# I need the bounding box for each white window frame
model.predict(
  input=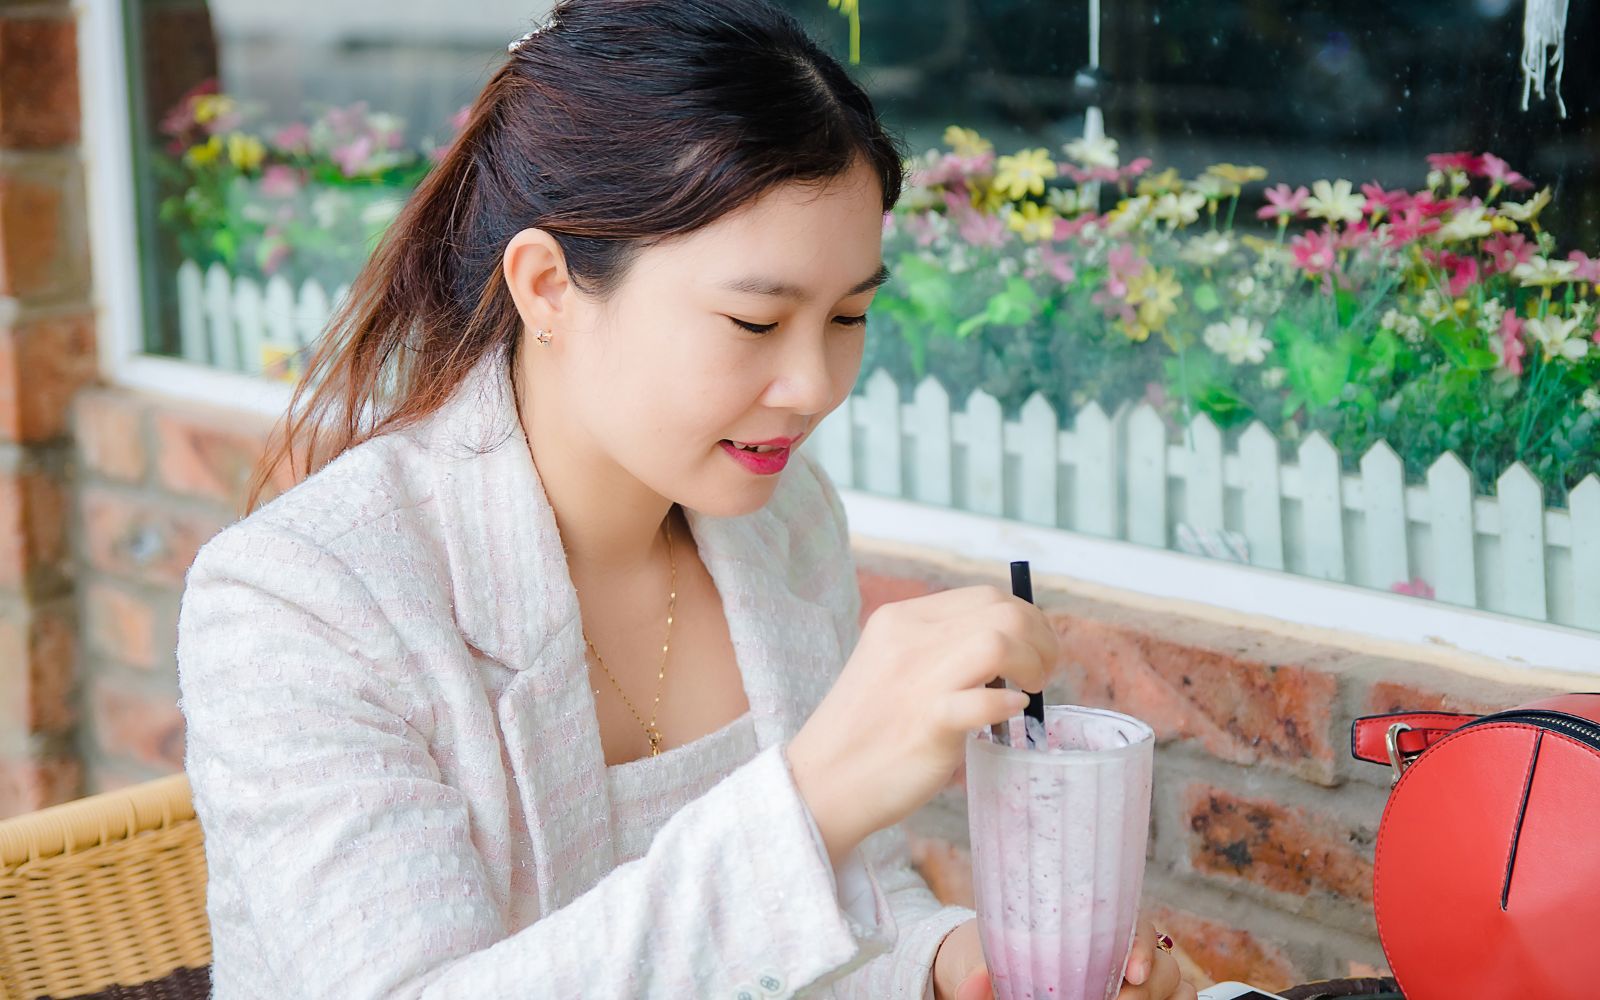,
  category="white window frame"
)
[78,0,1600,676]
